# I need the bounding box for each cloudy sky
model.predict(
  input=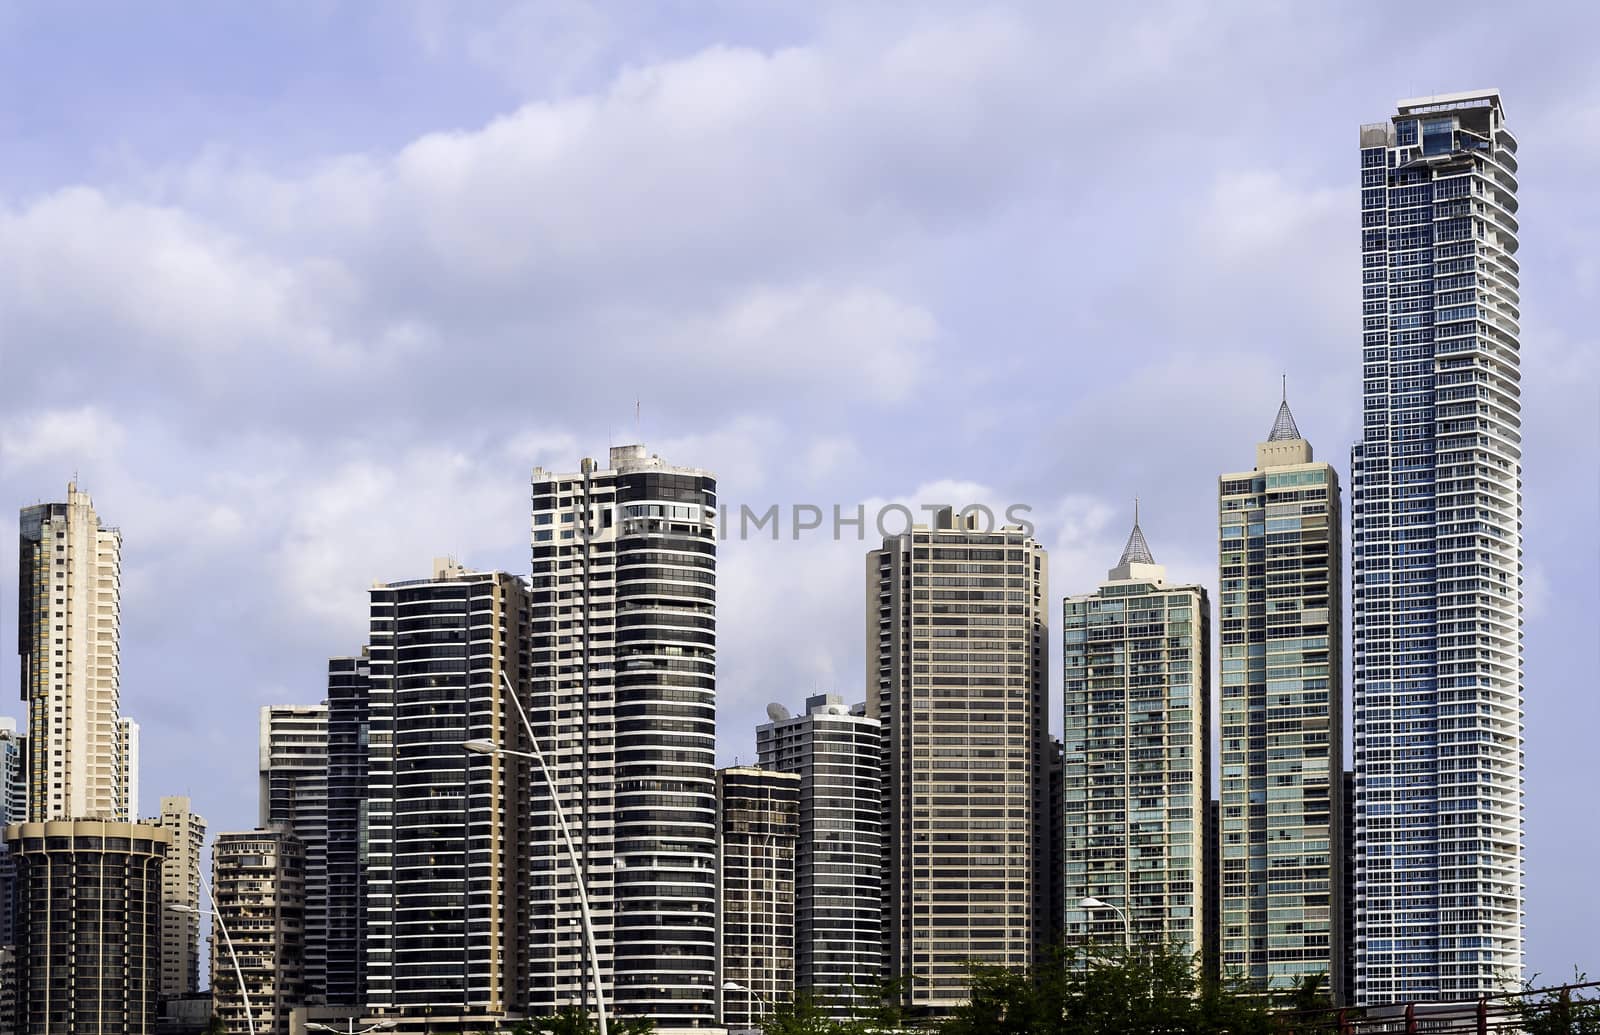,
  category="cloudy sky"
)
[2,0,1597,980]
